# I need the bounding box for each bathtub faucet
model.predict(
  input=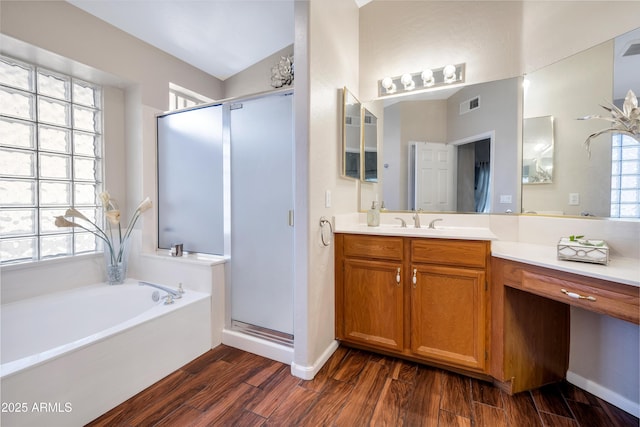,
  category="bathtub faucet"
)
[139,281,182,299]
